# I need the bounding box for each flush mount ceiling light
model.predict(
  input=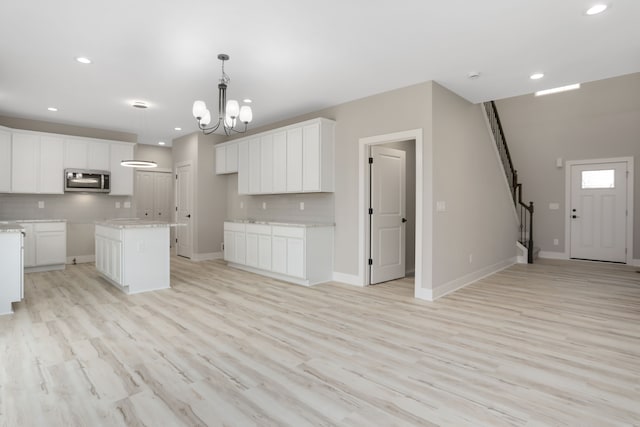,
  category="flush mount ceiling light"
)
[535,83,581,96]
[174,127,182,131]
[467,71,481,80]
[76,57,92,64]
[192,54,253,135]
[120,160,157,168]
[158,141,166,145]
[131,101,149,109]
[47,107,58,112]
[586,4,608,15]
[530,73,545,80]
